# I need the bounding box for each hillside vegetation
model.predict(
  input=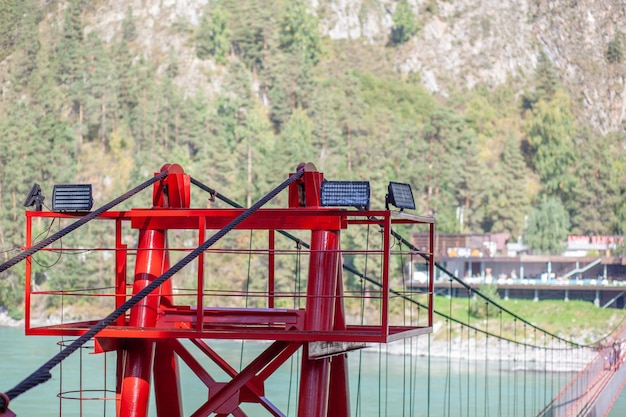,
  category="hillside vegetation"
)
[1,0,626,317]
